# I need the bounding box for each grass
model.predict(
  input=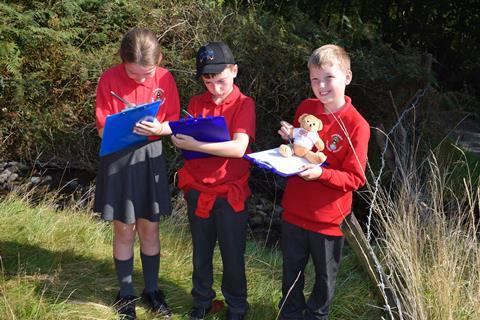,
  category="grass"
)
[0,190,381,319]
[366,138,480,319]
